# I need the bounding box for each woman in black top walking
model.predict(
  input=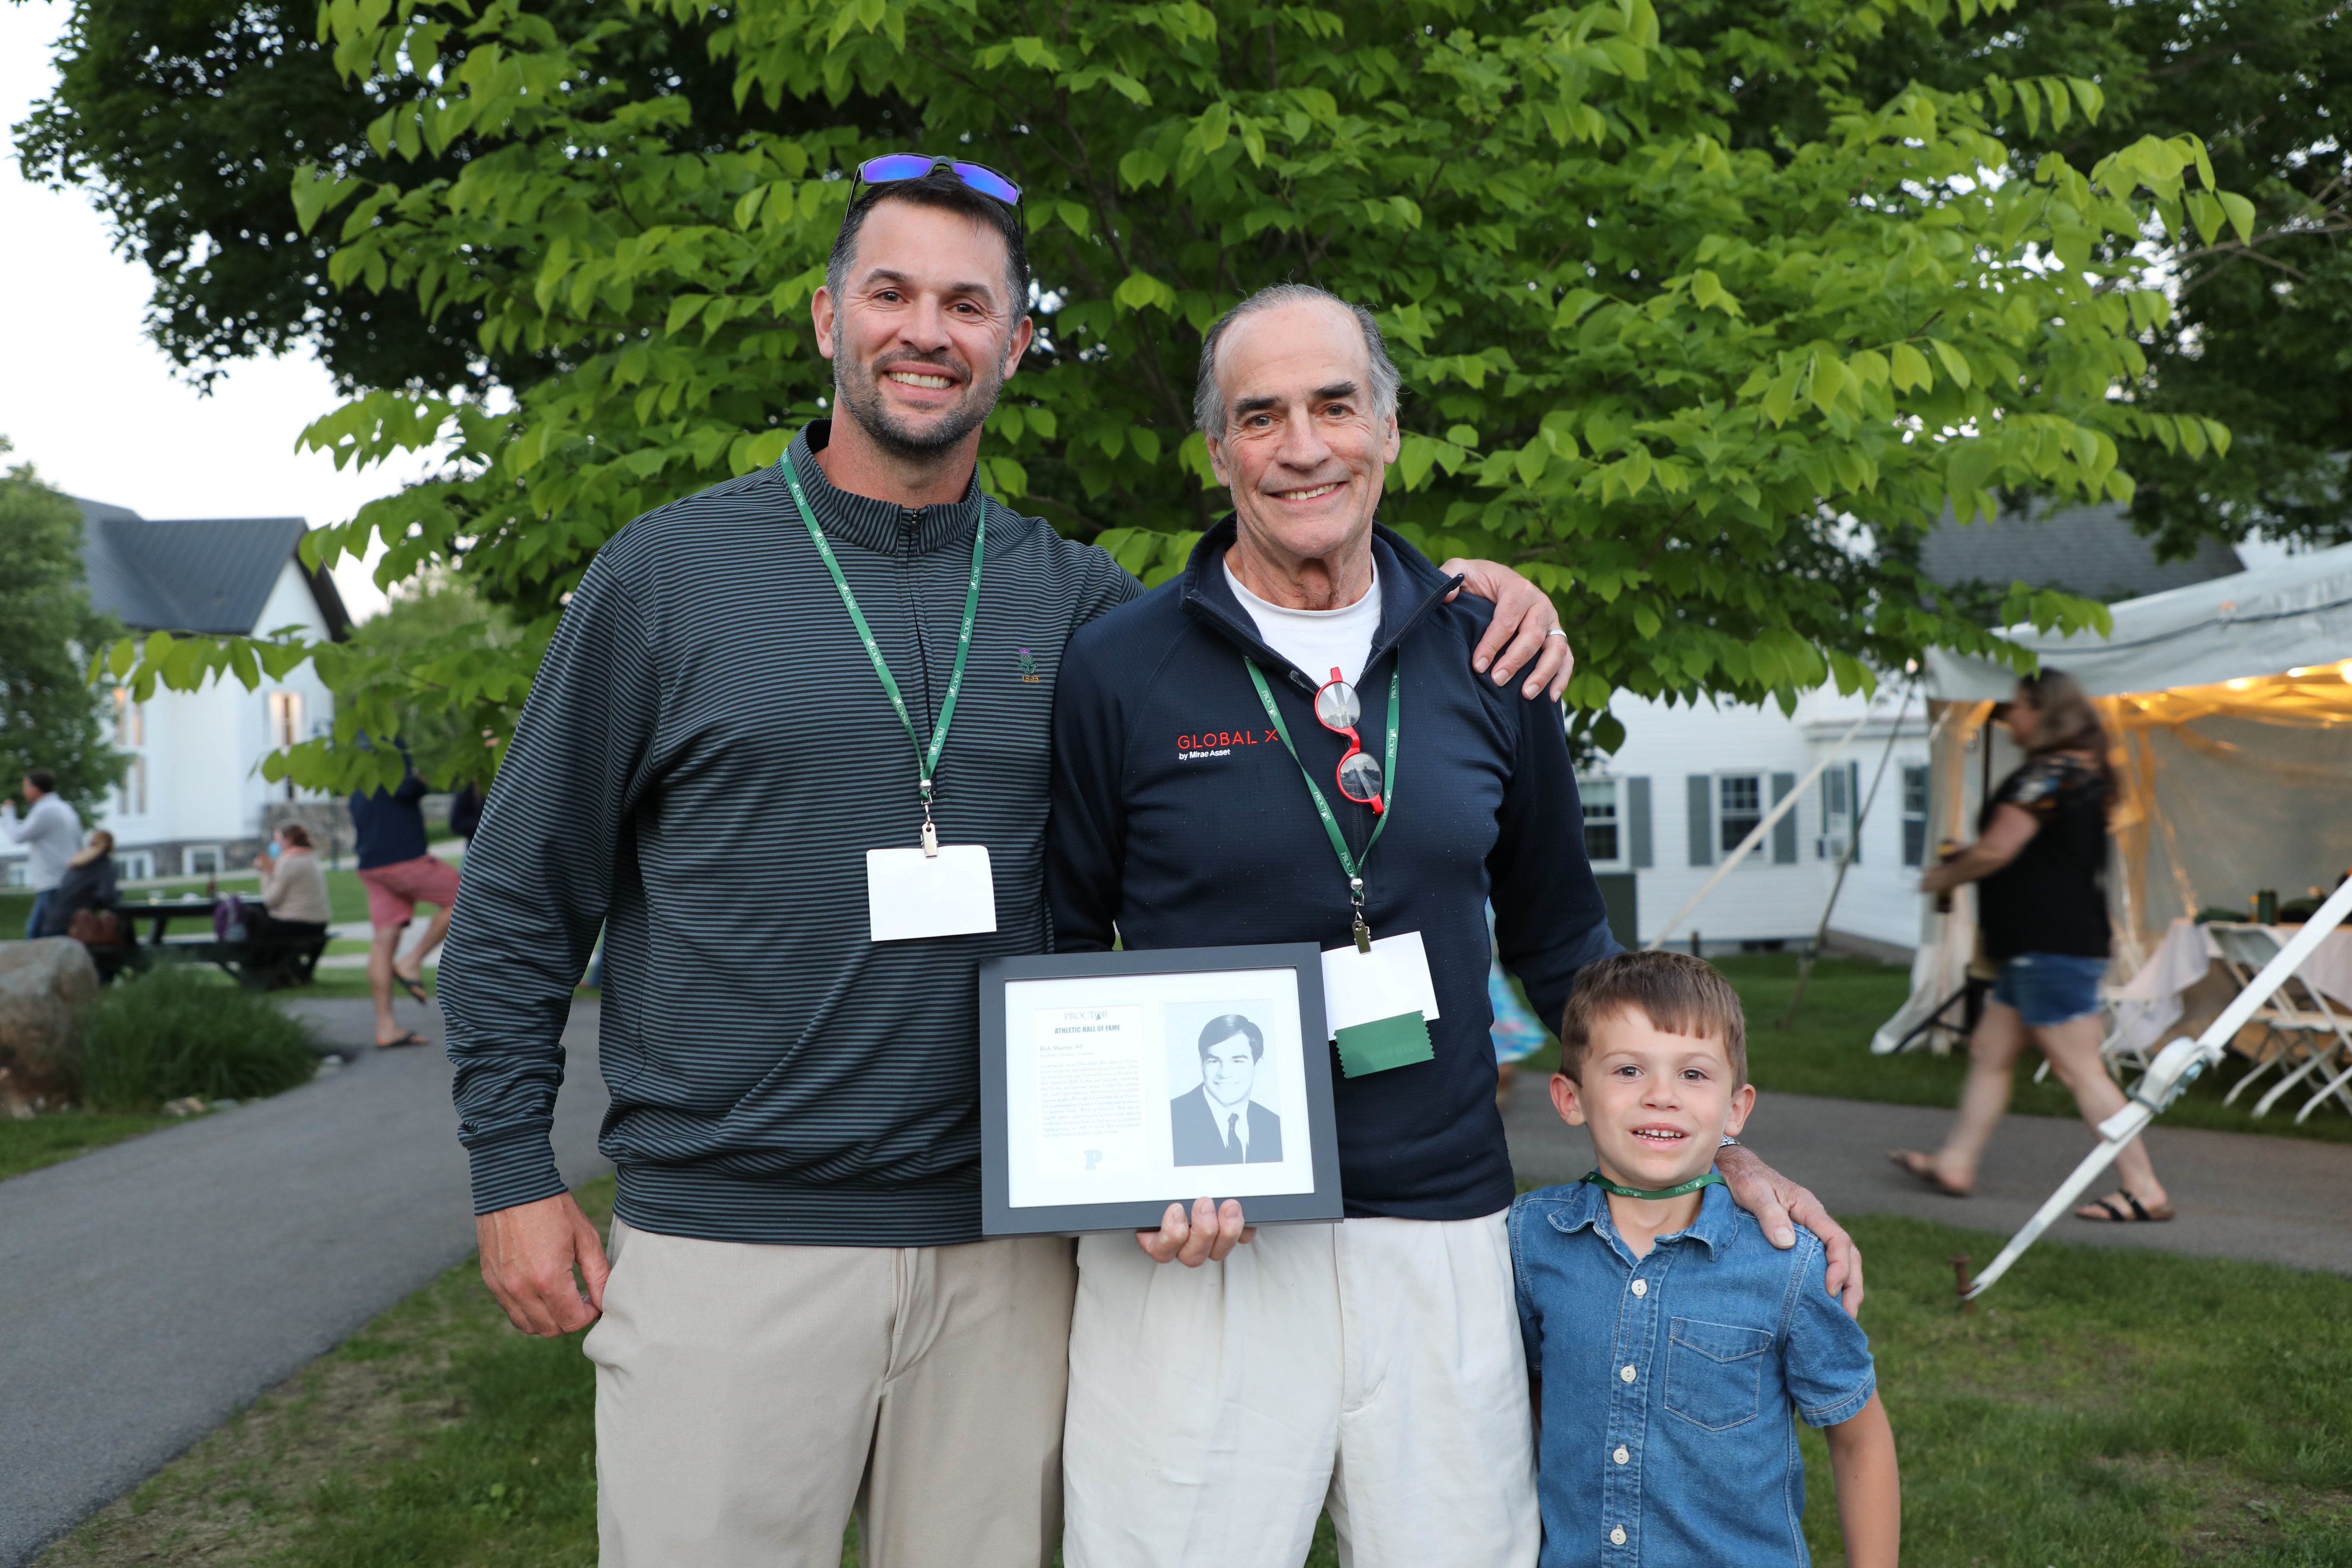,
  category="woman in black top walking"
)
[1893,670,2173,1222]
